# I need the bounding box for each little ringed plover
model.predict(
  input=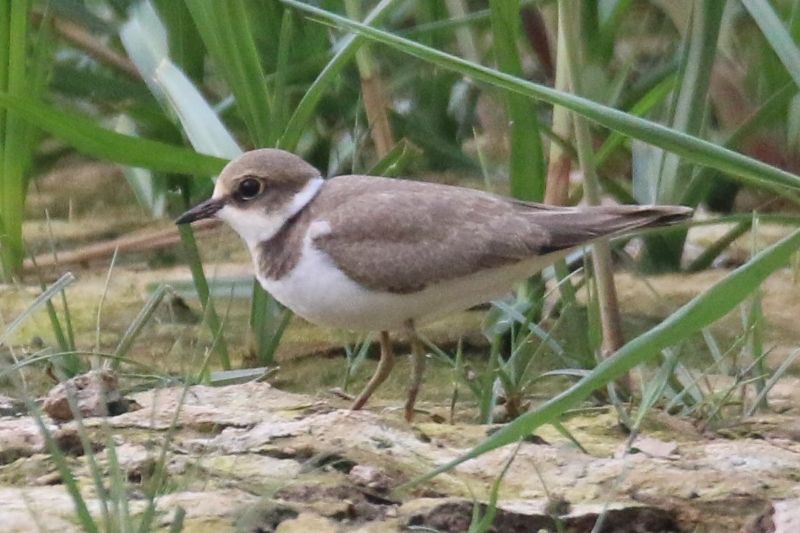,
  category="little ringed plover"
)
[176,148,693,420]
